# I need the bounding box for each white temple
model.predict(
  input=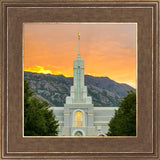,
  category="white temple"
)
[50,32,118,136]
